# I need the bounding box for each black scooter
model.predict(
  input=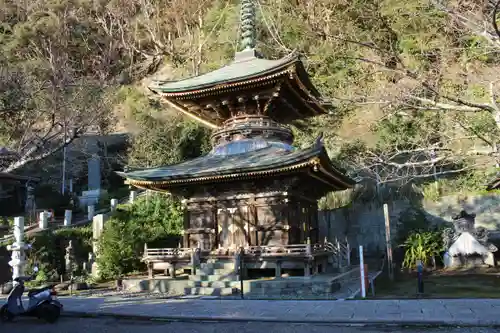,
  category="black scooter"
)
[0,266,63,323]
